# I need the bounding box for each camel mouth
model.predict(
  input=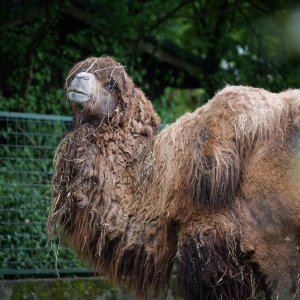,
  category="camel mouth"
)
[68,89,90,104]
